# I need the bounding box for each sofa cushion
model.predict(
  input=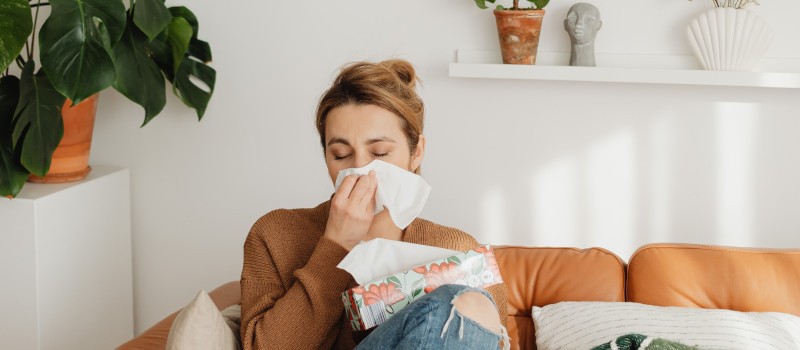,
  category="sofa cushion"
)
[532,301,800,350]
[116,281,241,350]
[494,246,626,350]
[627,243,800,316]
[165,290,240,350]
